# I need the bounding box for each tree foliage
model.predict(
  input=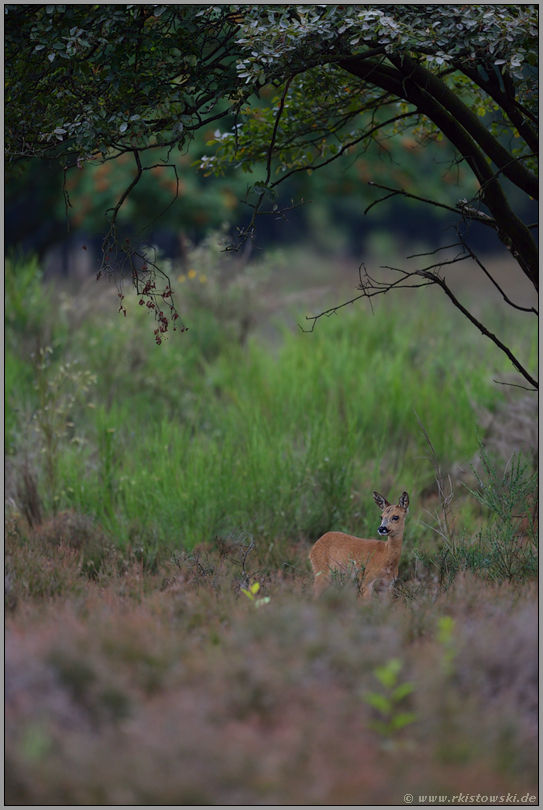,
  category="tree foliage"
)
[5,4,538,386]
